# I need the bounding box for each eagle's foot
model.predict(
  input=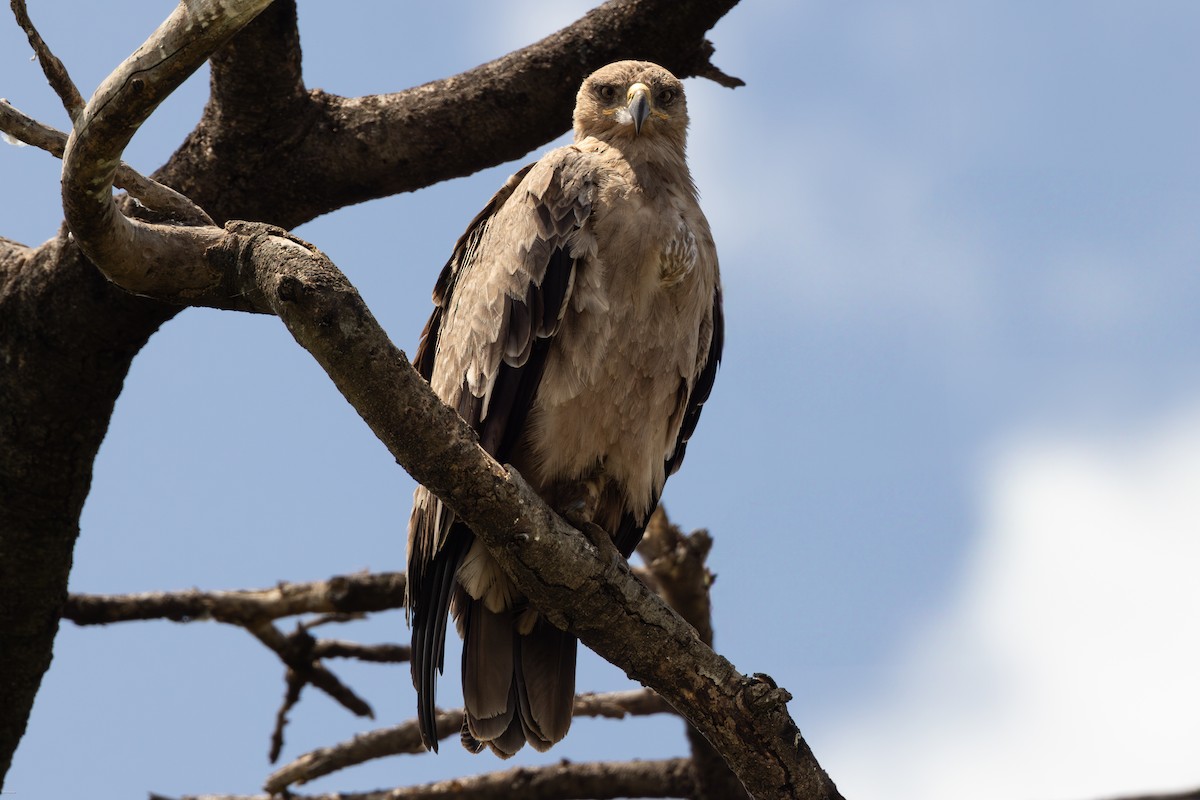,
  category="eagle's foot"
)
[580,520,621,564]
[555,475,602,529]
[552,476,620,563]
